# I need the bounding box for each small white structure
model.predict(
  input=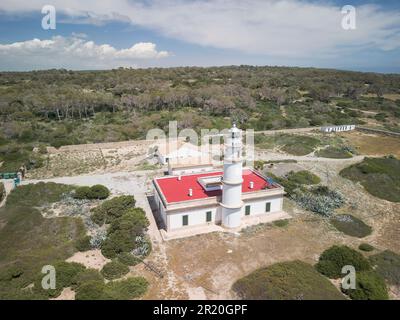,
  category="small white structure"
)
[152,125,286,234]
[321,125,355,133]
[154,142,211,166]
